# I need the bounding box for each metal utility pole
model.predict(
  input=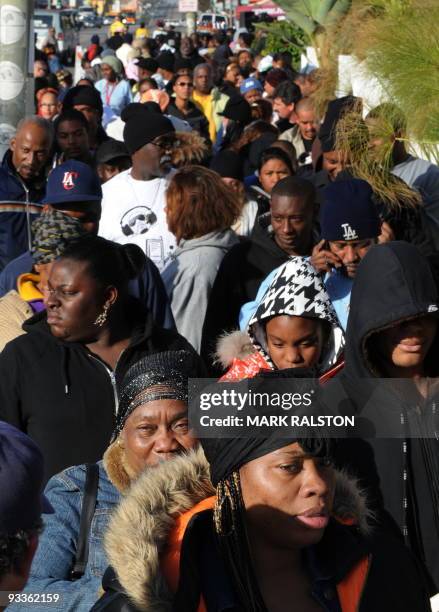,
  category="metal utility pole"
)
[185,11,196,35]
[0,0,34,158]
[178,0,198,35]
